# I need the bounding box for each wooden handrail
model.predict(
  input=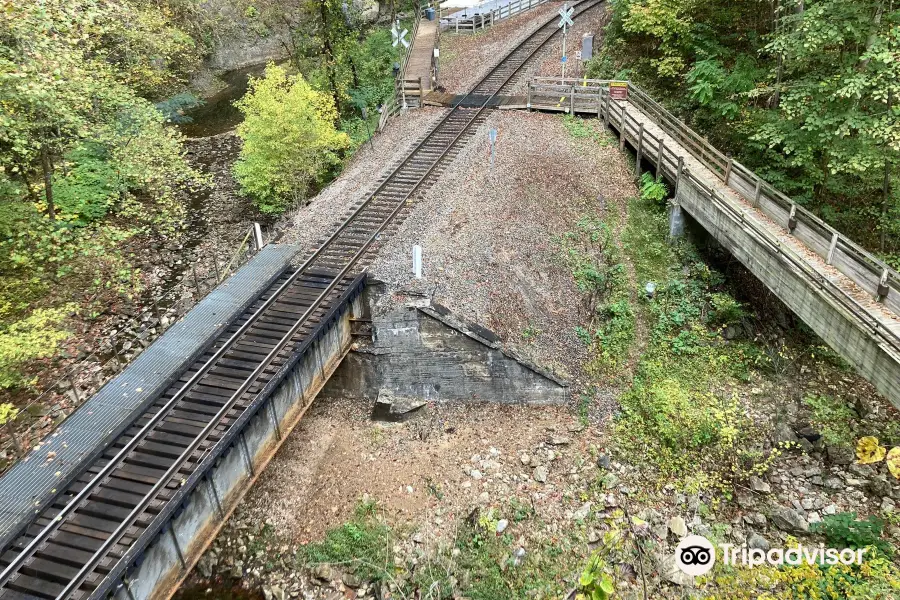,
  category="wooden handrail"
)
[526,77,900,313]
